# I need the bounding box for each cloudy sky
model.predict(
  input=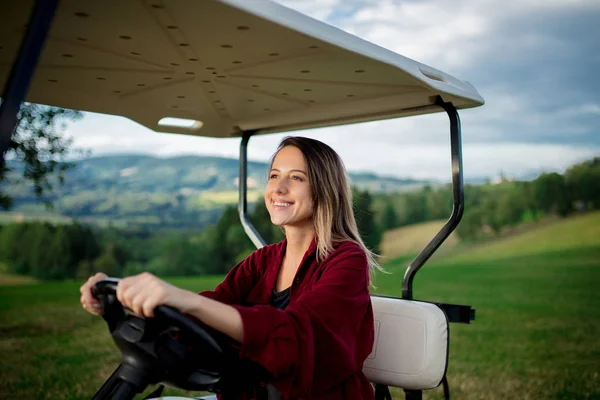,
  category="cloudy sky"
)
[65,0,600,181]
